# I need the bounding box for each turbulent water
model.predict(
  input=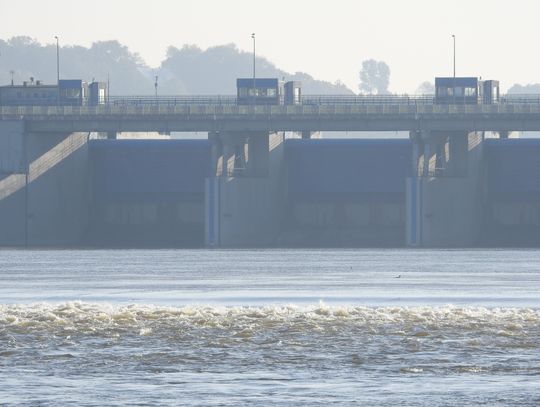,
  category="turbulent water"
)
[1,249,540,406]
